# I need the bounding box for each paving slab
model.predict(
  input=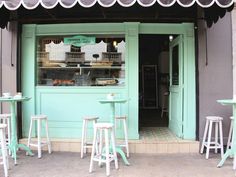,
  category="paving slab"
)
[0,151,235,177]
